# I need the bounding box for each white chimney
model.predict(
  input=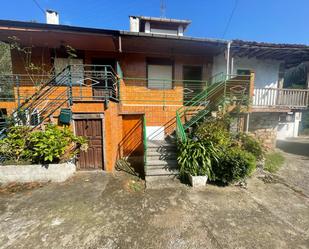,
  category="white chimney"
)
[46,10,59,25]
[129,16,140,32]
